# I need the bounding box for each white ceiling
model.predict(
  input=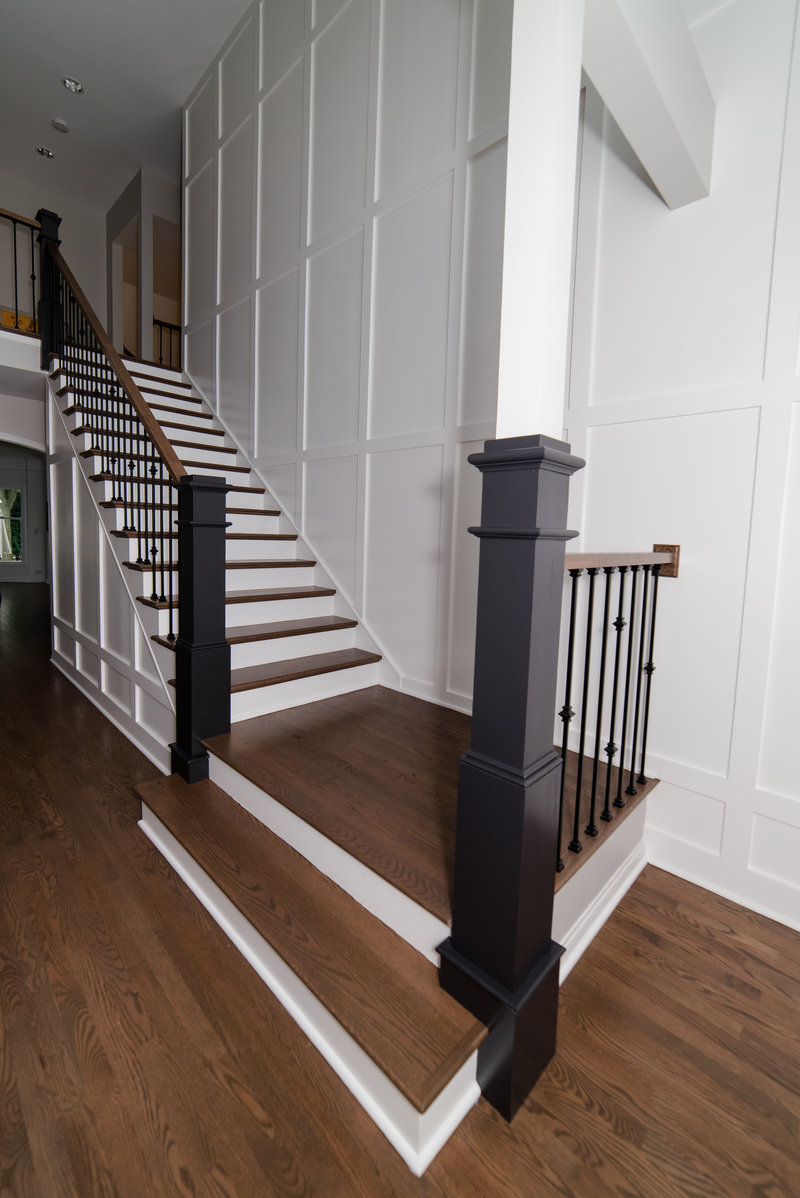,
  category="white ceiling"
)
[0,0,253,213]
